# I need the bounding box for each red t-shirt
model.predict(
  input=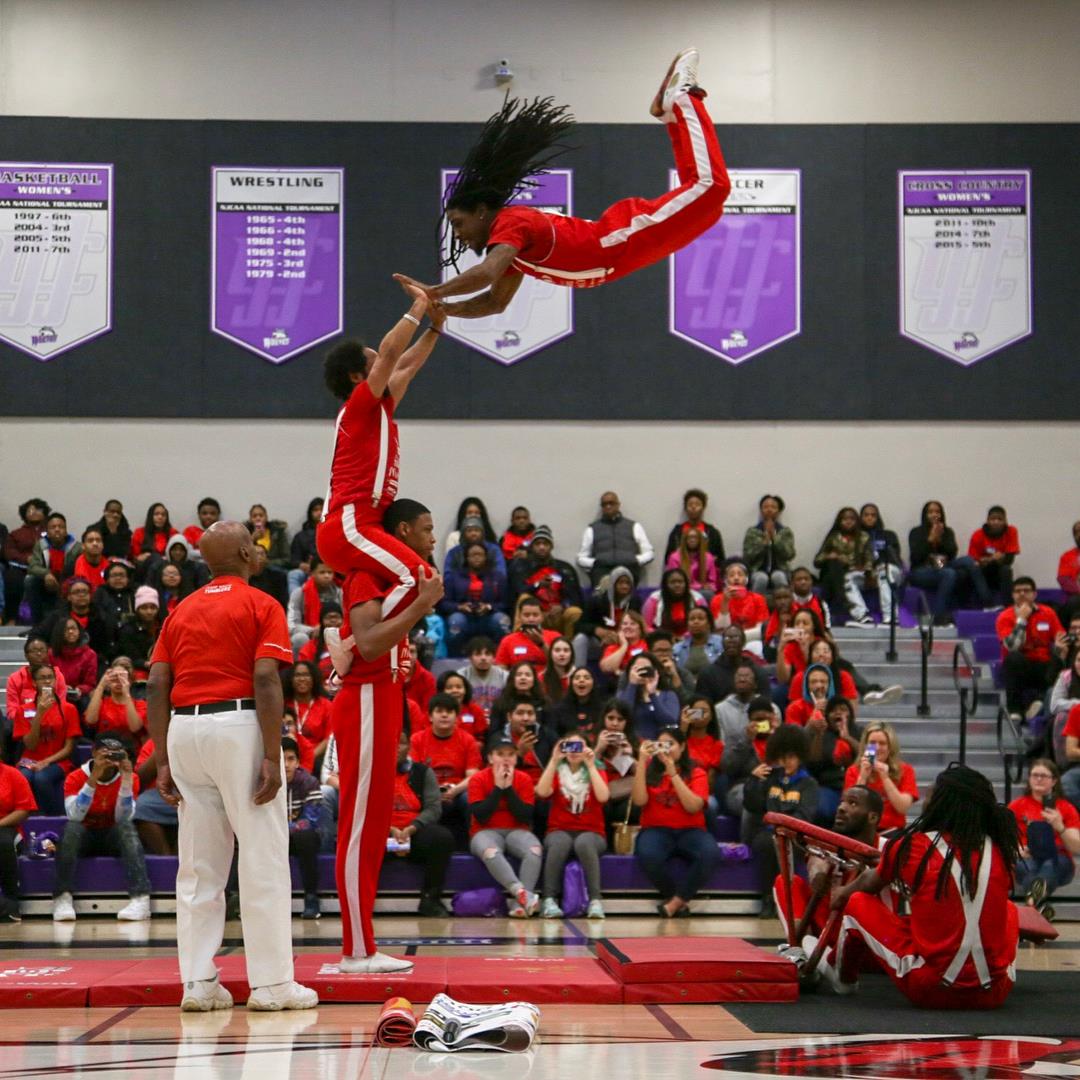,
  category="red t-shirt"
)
[467,767,535,835]
[544,764,608,836]
[640,766,710,830]
[686,734,723,771]
[409,726,482,786]
[290,697,333,746]
[600,639,648,671]
[710,590,770,631]
[411,702,488,740]
[390,770,422,831]
[1058,547,1080,594]
[1063,703,1080,742]
[878,831,1018,985]
[63,765,140,830]
[494,628,560,671]
[0,763,36,816]
[500,529,533,561]
[130,526,177,560]
[14,697,81,770]
[136,739,156,770]
[405,663,437,714]
[325,381,399,523]
[843,761,919,832]
[968,525,1020,561]
[72,554,108,592]
[520,565,568,611]
[94,696,148,740]
[782,641,810,682]
[183,525,204,550]
[792,594,829,626]
[995,605,1063,664]
[487,206,609,286]
[150,576,293,705]
[1009,794,1080,855]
